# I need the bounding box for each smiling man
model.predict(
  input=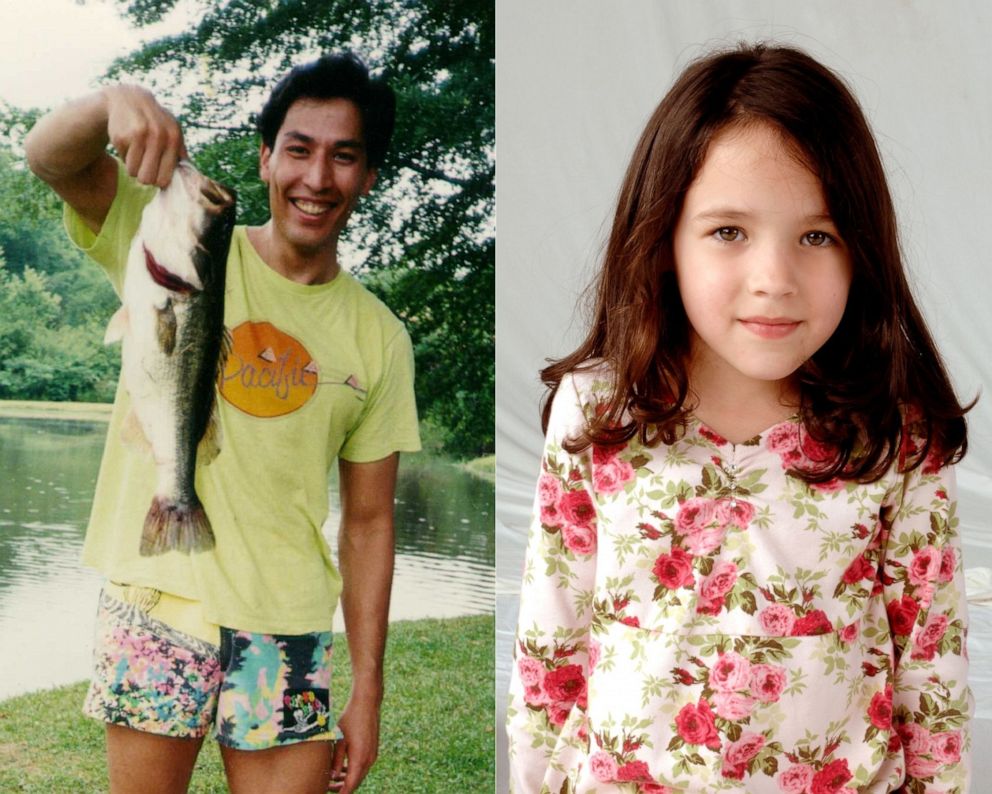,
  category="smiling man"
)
[25,54,420,794]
